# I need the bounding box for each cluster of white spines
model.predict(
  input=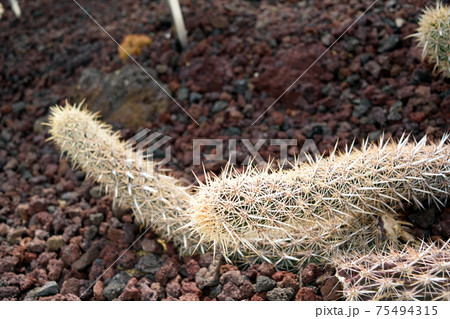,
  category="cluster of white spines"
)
[410,1,450,77]
[334,240,450,301]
